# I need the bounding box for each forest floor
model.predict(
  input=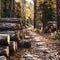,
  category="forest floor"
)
[8,29,60,60]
